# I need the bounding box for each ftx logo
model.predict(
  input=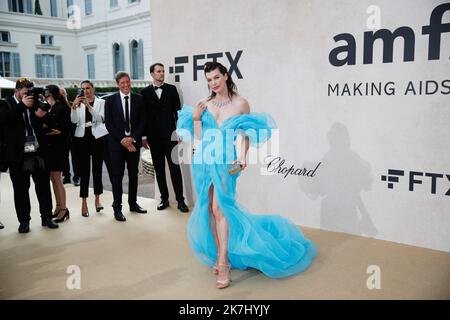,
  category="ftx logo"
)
[381,169,450,195]
[169,50,243,82]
